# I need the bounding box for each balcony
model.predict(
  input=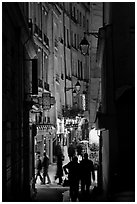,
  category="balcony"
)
[44,34,49,47]
[34,24,39,36]
[44,82,49,91]
[34,24,42,40]
[55,74,60,84]
[54,38,58,49]
[59,37,63,44]
[38,28,42,40]
[71,15,78,24]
